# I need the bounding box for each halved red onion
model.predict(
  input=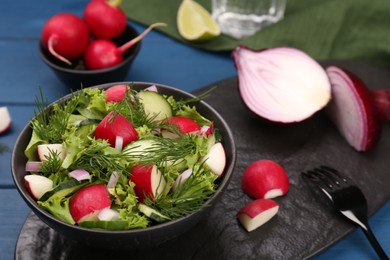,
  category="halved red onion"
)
[68,169,90,181]
[107,171,120,189]
[232,46,331,123]
[115,135,124,151]
[25,161,42,172]
[371,89,390,121]
[97,208,120,221]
